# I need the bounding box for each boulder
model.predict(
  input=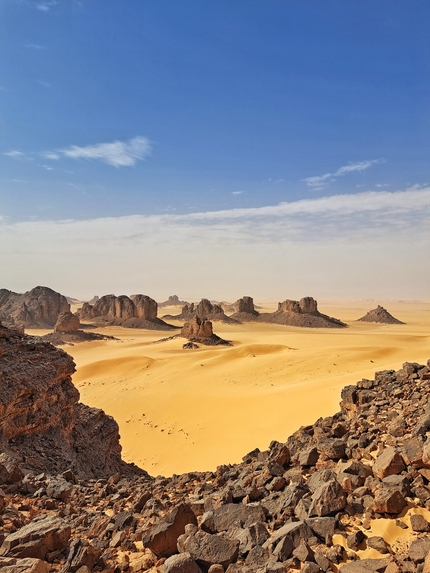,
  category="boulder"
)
[373,484,407,514]
[163,553,202,573]
[177,526,239,570]
[201,504,265,534]
[61,539,100,572]
[0,514,71,559]
[0,557,49,573]
[54,311,80,333]
[308,479,347,517]
[142,503,198,558]
[372,447,405,479]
